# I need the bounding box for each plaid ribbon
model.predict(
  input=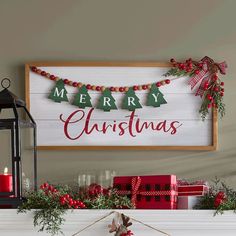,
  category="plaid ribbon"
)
[116,176,176,206]
[188,56,227,97]
[216,61,227,75]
